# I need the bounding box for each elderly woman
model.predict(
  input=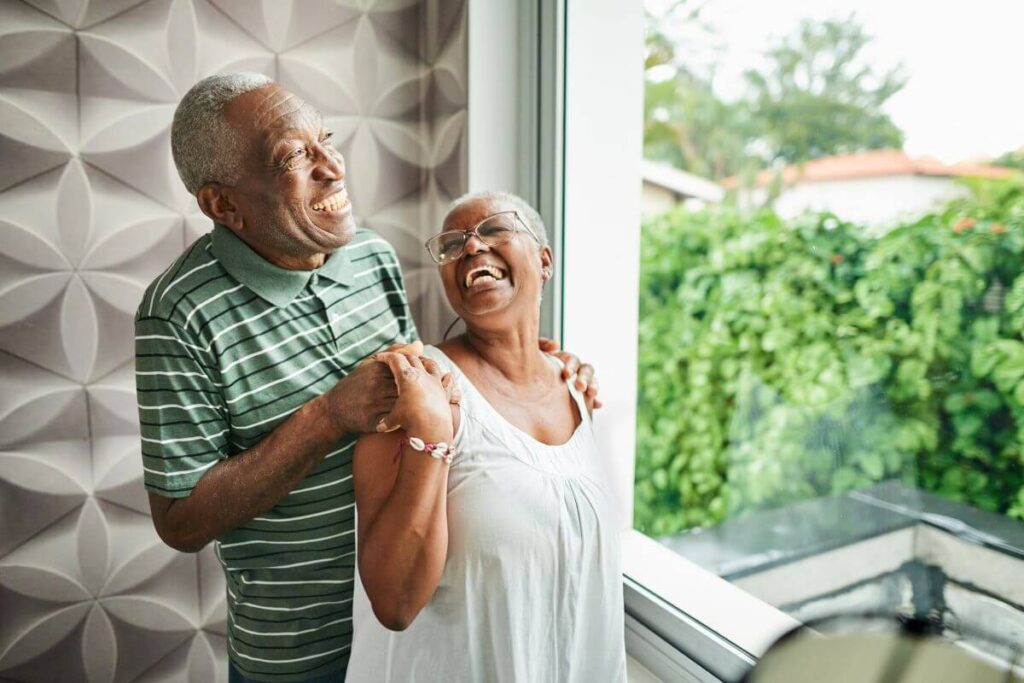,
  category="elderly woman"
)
[345,192,625,681]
